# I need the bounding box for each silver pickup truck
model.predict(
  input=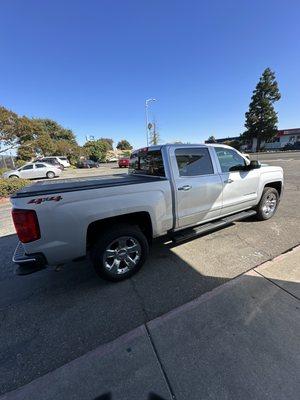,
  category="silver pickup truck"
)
[11,144,283,281]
